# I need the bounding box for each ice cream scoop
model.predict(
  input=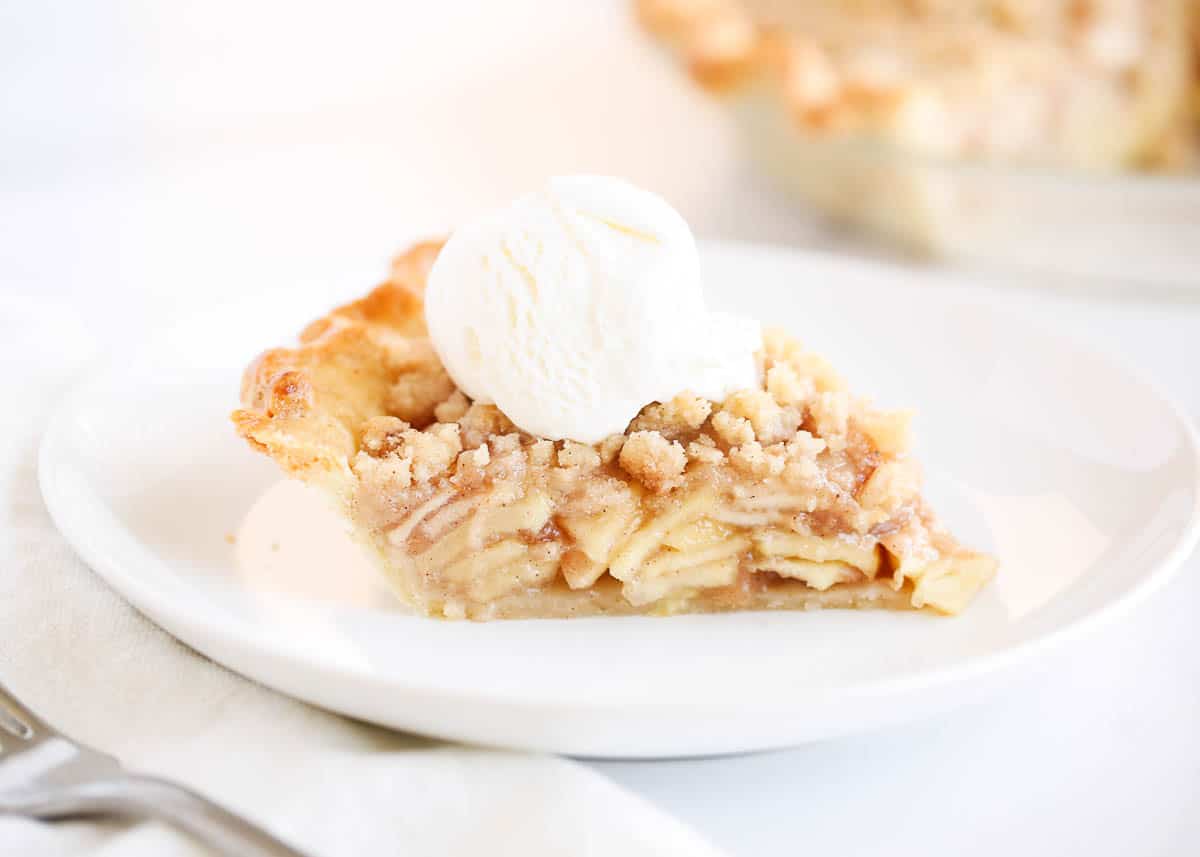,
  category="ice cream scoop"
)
[424,176,761,443]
